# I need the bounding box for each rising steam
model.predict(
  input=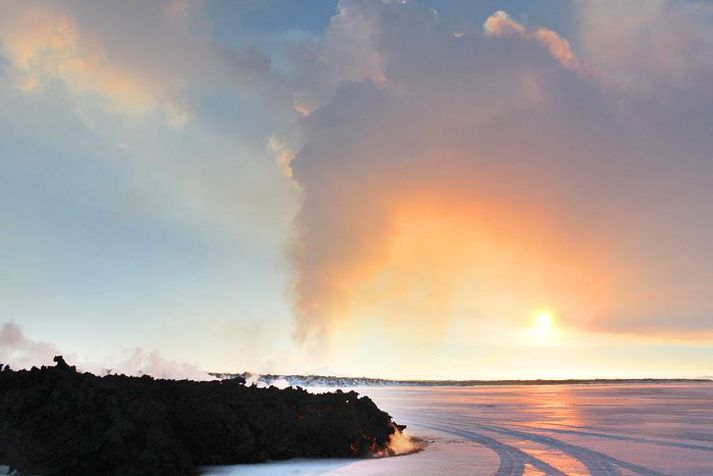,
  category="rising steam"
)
[0,321,213,380]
